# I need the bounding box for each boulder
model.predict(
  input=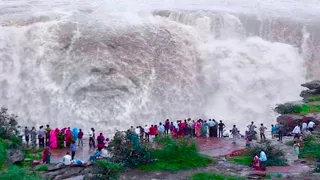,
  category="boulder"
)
[6,149,25,163]
[301,80,320,90]
[300,89,320,99]
[277,114,304,127]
